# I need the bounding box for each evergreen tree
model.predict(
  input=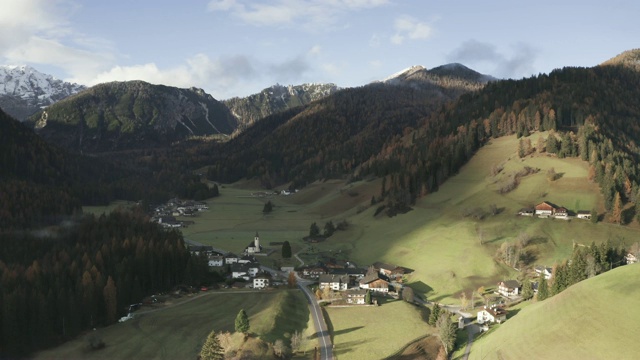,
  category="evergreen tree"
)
[323,221,335,237]
[200,330,224,360]
[234,309,250,335]
[428,303,441,326]
[521,279,533,300]
[611,192,622,224]
[262,200,273,214]
[590,208,598,223]
[537,275,549,301]
[309,222,320,237]
[546,135,558,154]
[281,241,292,258]
[103,276,118,324]
[212,184,219,197]
[365,290,371,304]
